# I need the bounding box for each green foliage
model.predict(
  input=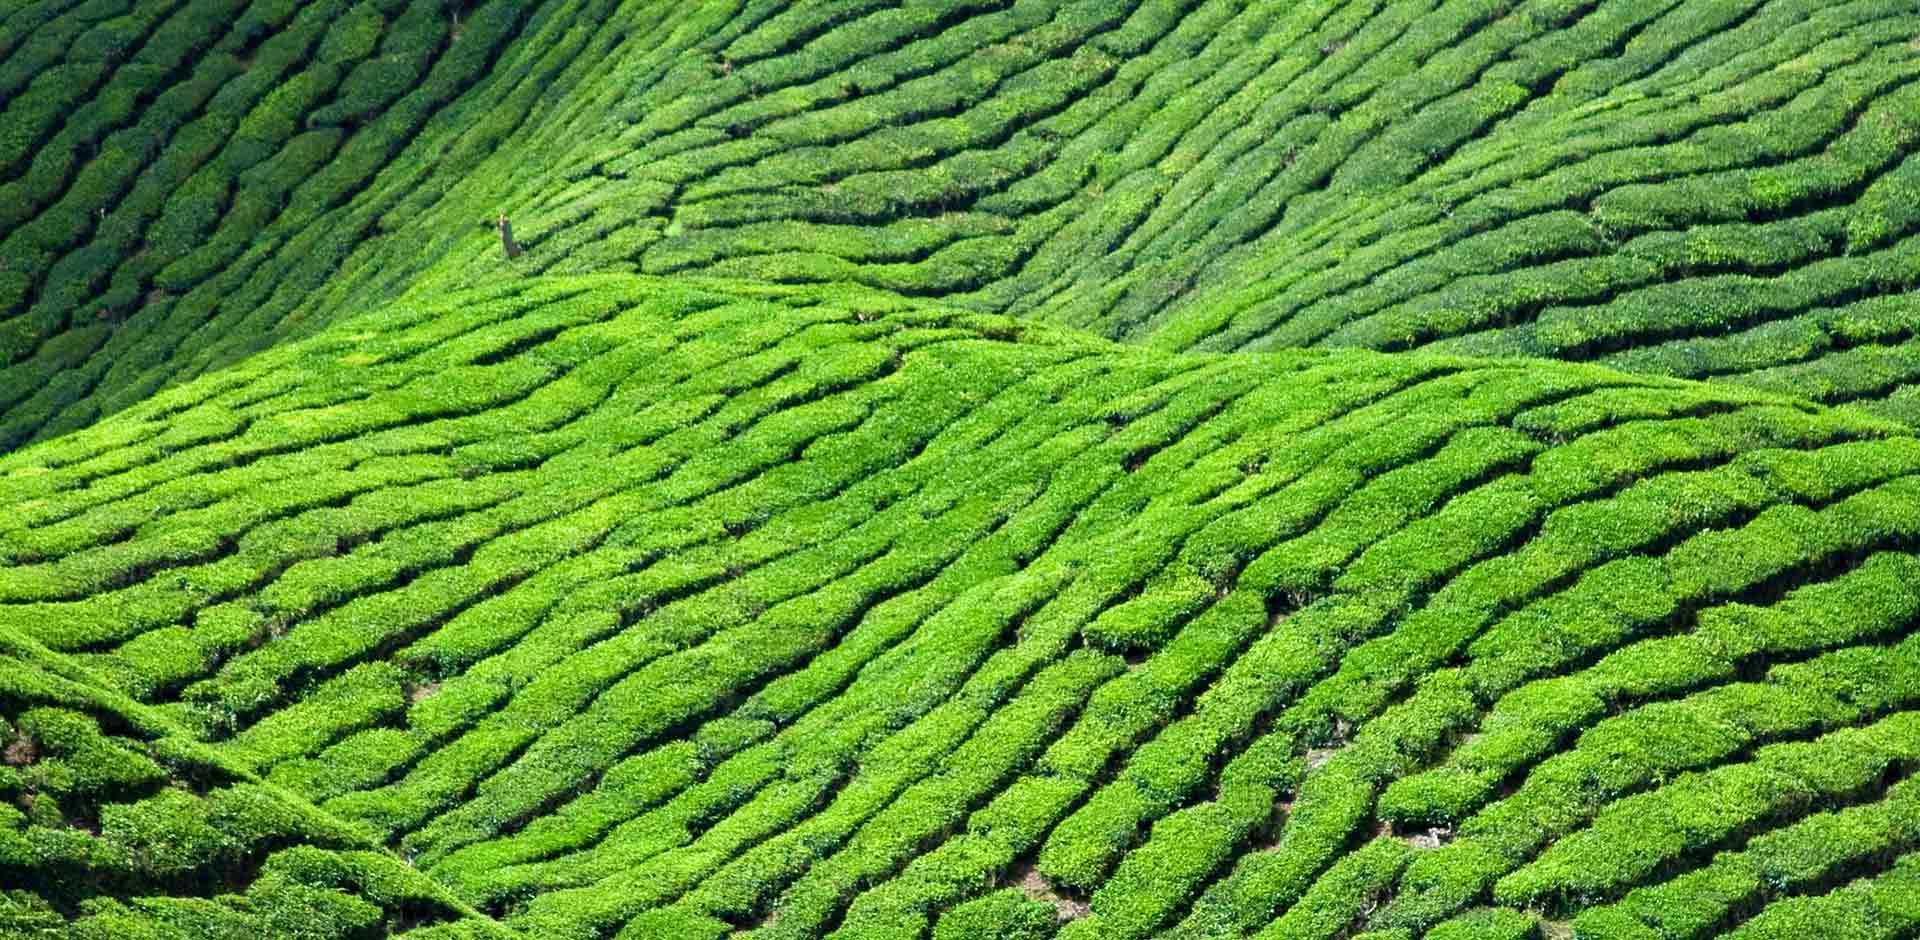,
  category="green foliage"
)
[7,2,1920,939]
[932,889,1058,940]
